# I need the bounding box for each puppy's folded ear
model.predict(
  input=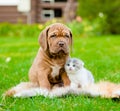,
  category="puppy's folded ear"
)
[69,30,72,46]
[69,30,73,52]
[38,27,50,51]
